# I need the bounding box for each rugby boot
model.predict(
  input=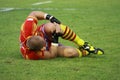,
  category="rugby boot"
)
[82,42,104,55]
